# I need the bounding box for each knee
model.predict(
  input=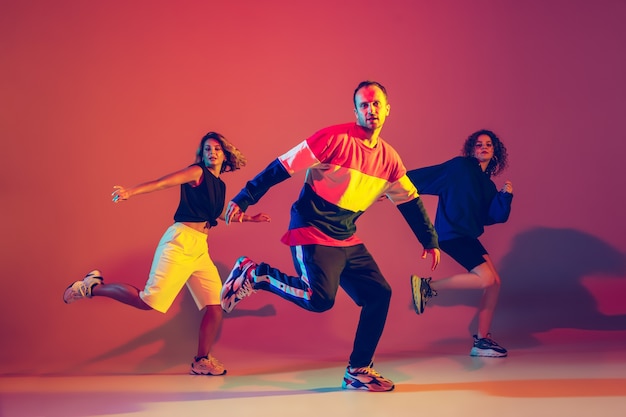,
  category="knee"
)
[377,283,392,303]
[138,301,154,310]
[477,272,499,289]
[309,294,335,312]
[354,282,392,308]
